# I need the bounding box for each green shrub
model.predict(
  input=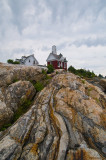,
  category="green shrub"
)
[34,82,44,92]
[68,65,96,78]
[42,69,47,75]
[13,61,20,64]
[7,59,14,64]
[68,66,76,74]
[47,64,54,74]
[56,71,59,74]
[98,74,104,78]
[7,59,20,64]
